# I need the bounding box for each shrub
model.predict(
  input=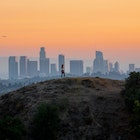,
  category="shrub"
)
[124,72,140,112]
[131,100,140,137]
[32,103,60,140]
[123,72,140,137]
[0,116,25,140]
